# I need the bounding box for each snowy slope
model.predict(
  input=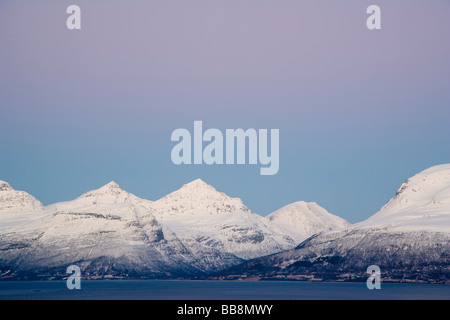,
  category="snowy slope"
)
[267,201,350,242]
[0,177,364,280]
[0,180,43,215]
[152,179,249,216]
[220,228,450,283]
[0,181,237,279]
[217,164,450,283]
[151,179,297,260]
[356,164,450,233]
